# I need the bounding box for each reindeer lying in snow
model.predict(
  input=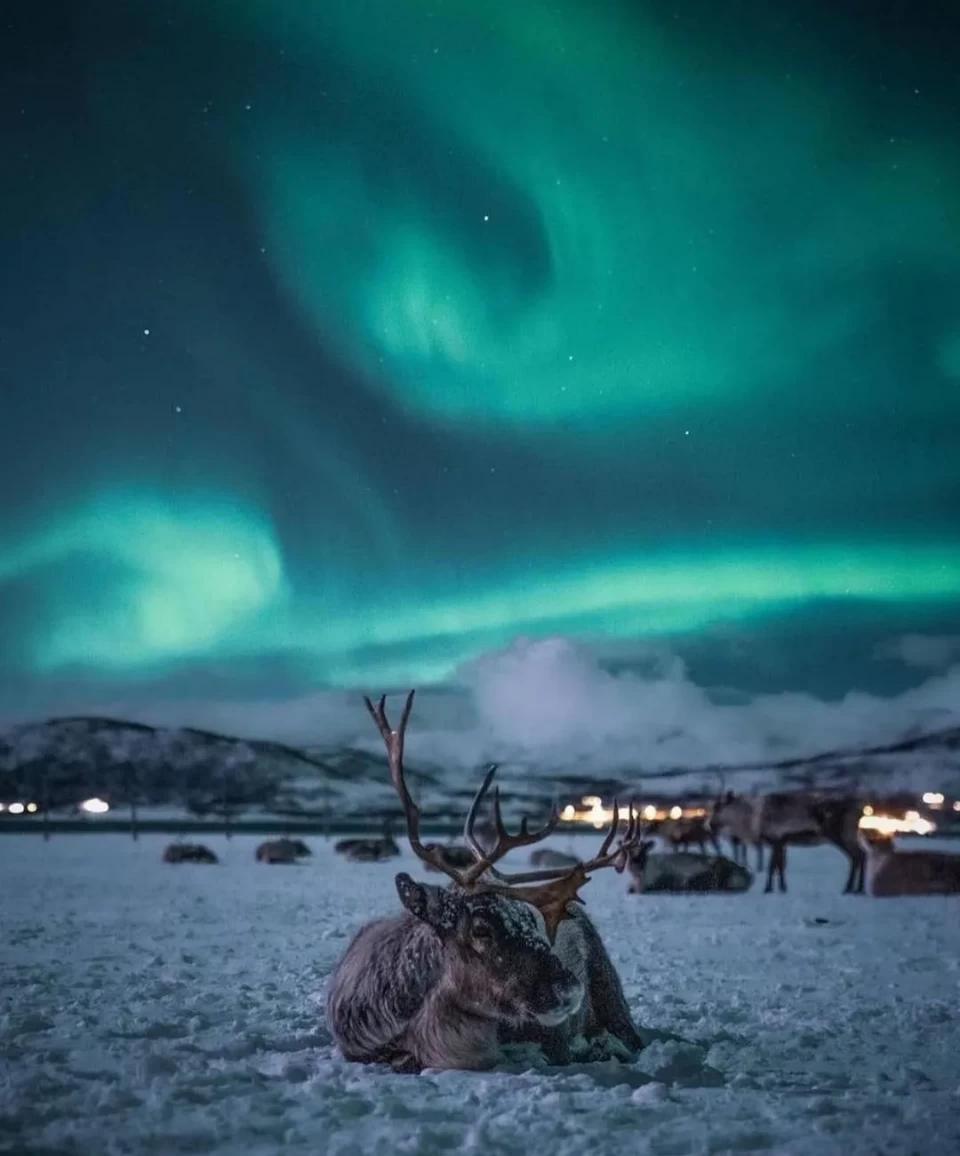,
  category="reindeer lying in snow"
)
[530,848,582,870]
[859,831,960,896]
[163,843,218,864]
[334,833,401,862]
[421,842,475,872]
[326,691,646,1072]
[627,841,752,893]
[256,837,311,864]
